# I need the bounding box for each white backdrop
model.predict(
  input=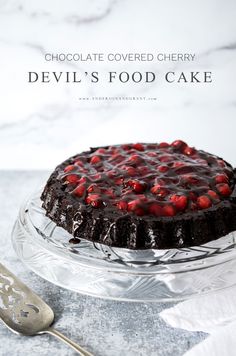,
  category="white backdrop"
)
[0,0,235,169]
